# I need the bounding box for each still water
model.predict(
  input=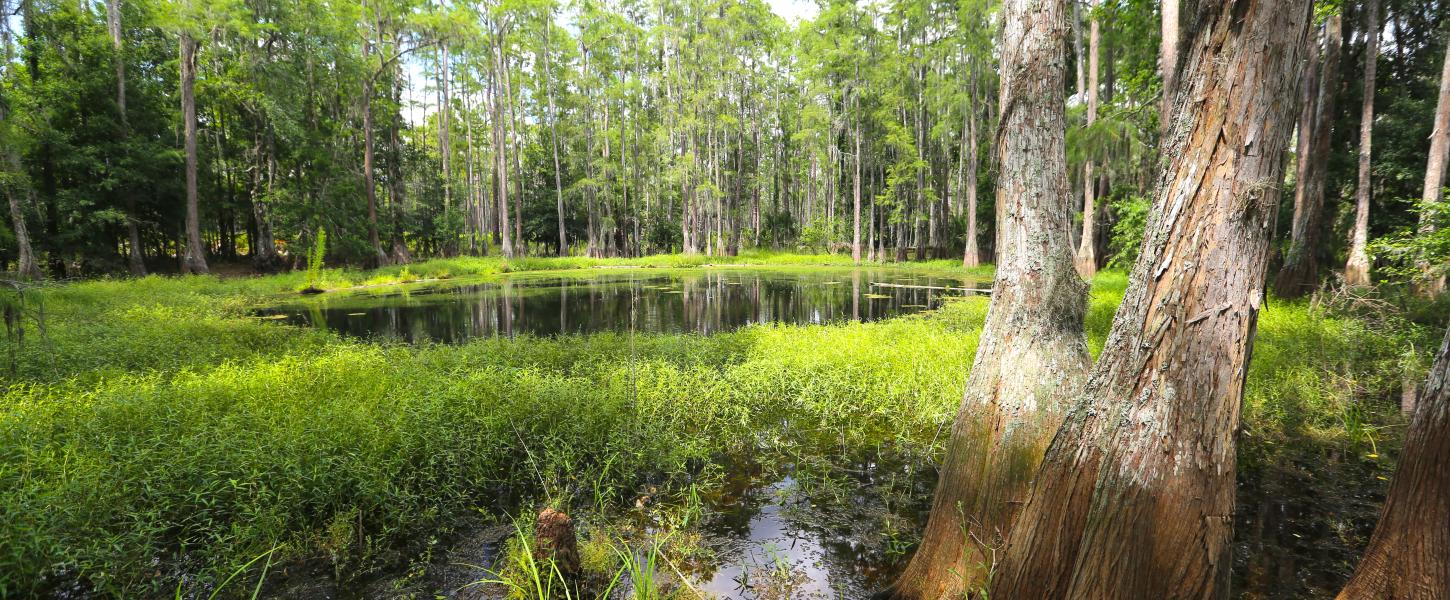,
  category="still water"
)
[258,268,983,343]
